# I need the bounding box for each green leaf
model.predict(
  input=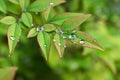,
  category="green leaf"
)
[27,28,38,38]
[7,23,21,54]
[19,0,30,10]
[50,13,83,25]
[61,14,91,31]
[9,0,19,4]
[44,24,56,32]
[28,0,65,12]
[0,67,18,80]
[54,34,66,58]
[0,0,7,14]
[37,32,51,60]
[43,6,54,22]
[75,31,104,51]
[0,16,16,25]
[21,12,32,28]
